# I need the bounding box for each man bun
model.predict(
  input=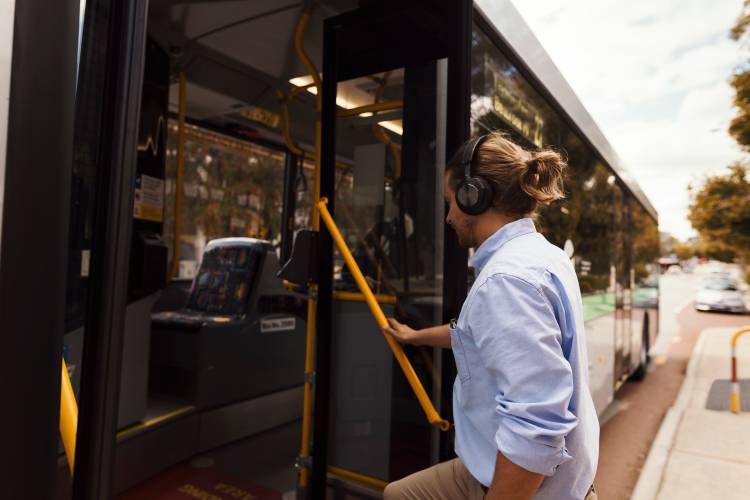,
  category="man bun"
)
[446,131,567,217]
[519,149,567,205]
